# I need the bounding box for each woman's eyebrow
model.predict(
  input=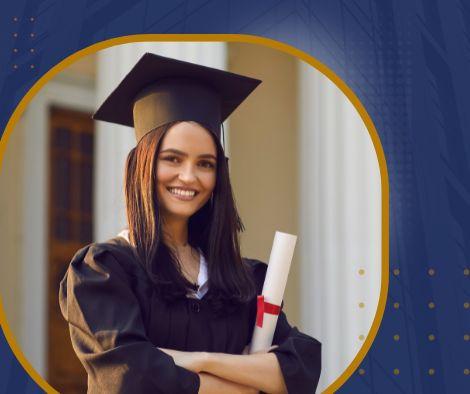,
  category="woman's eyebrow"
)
[160,148,216,160]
